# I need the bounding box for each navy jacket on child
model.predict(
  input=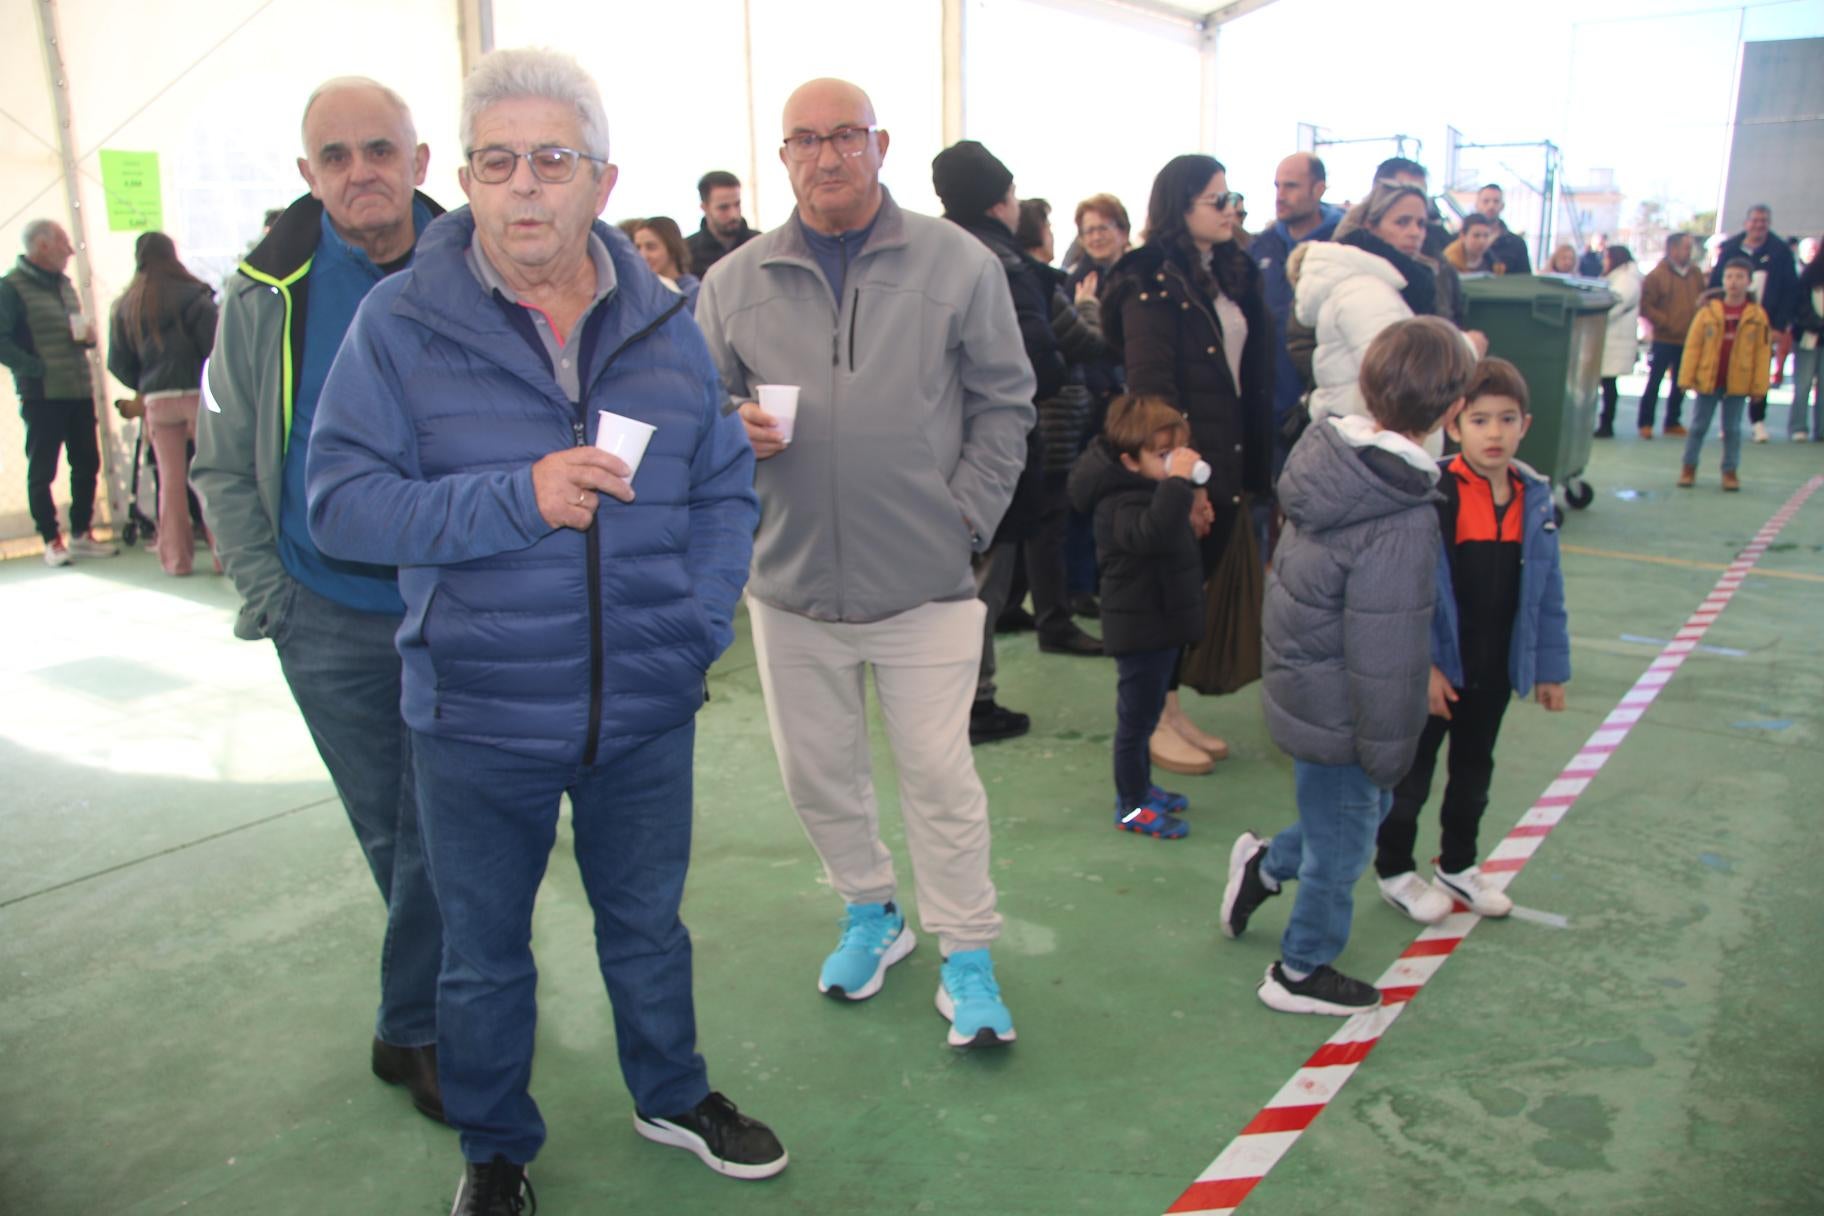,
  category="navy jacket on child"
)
[1428,457,1571,695]
[1066,437,1206,656]
[1262,414,1443,788]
